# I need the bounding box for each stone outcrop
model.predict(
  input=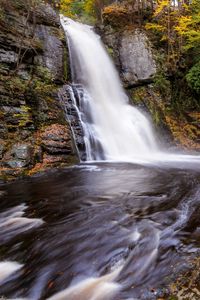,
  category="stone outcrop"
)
[0,0,77,181]
[102,26,156,87]
[119,29,156,86]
